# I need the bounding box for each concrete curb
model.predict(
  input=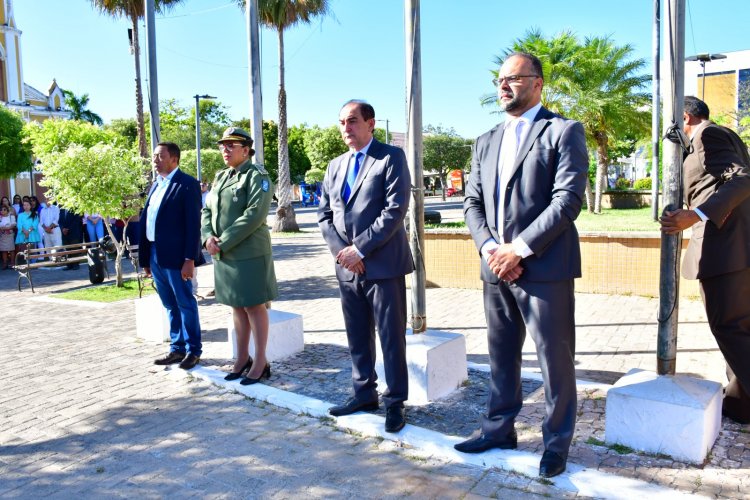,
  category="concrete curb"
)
[169,365,698,500]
